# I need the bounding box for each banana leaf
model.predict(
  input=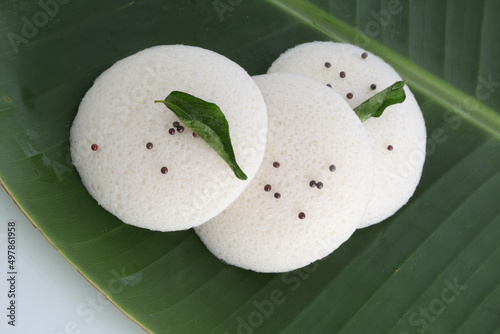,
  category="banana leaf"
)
[1,0,499,333]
